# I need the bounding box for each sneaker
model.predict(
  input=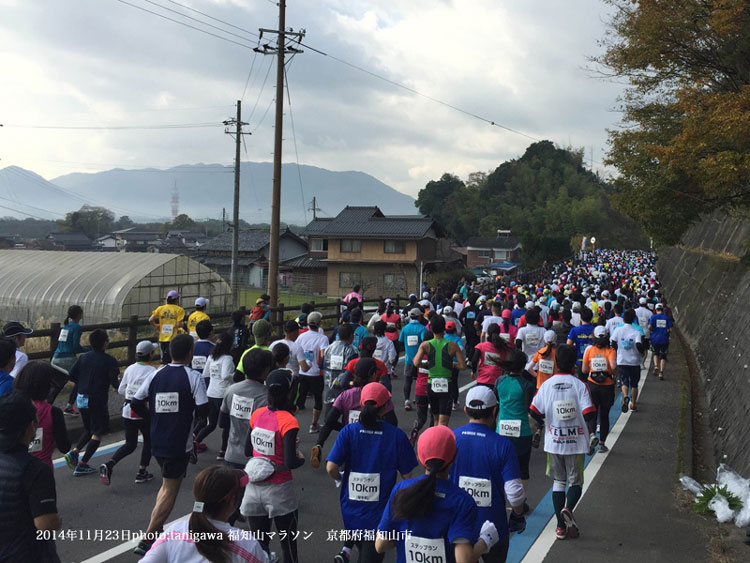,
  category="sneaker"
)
[531,429,542,449]
[588,435,599,455]
[452,401,459,411]
[555,526,567,540]
[404,400,413,411]
[268,552,280,563]
[630,402,637,412]
[658,371,664,380]
[309,423,320,434]
[189,442,198,464]
[408,427,419,448]
[135,469,154,483]
[133,540,153,556]
[333,549,351,563]
[521,502,531,516]
[194,442,208,453]
[599,443,609,453]
[63,406,79,417]
[561,507,579,538]
[99,462,112,486]
[216,451,225,461]
[310,445,321,469]
[64,449,79,470]
[621,395,629,413]
[73,463,97,476]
